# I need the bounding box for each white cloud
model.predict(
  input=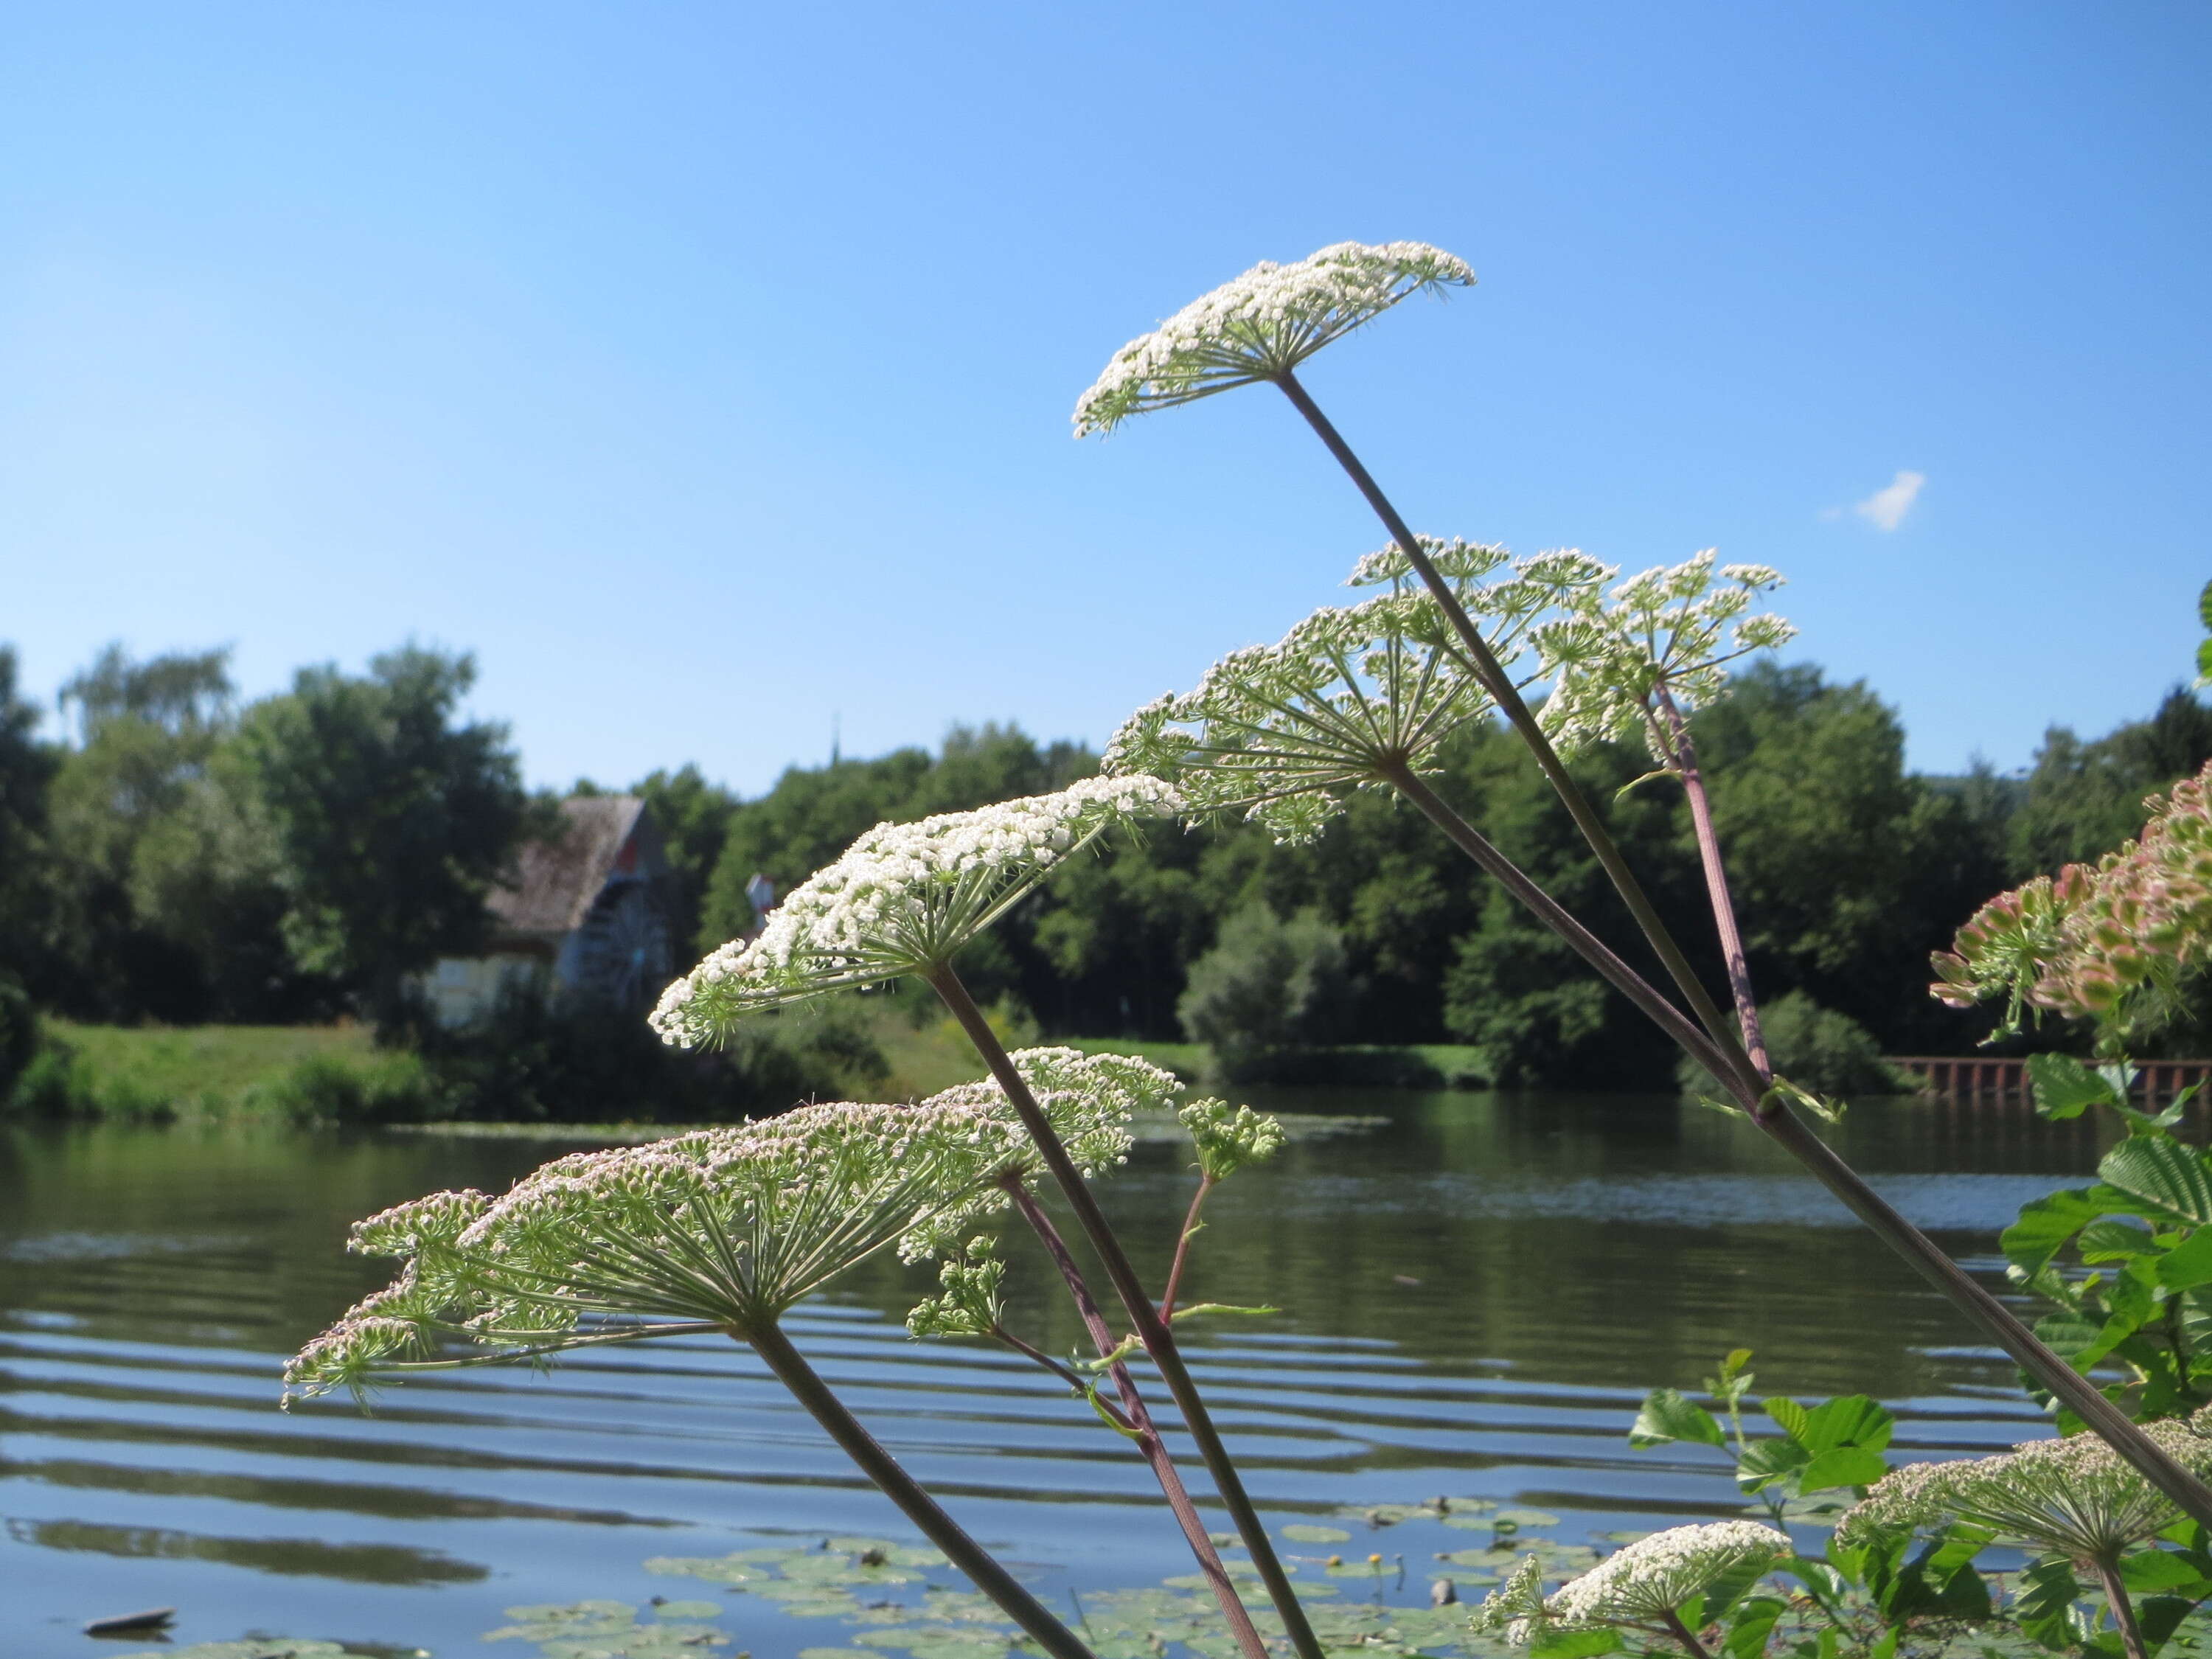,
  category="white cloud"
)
[1853,469,1926,532]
